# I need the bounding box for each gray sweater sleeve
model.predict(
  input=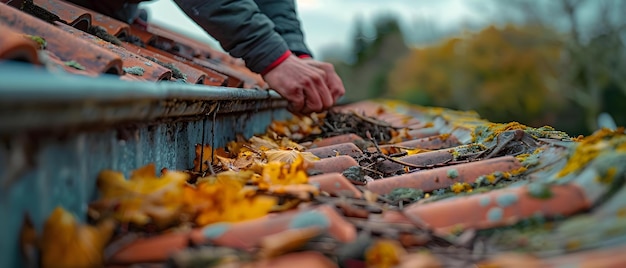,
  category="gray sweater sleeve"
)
[173,0,290,73]
[254,0,313,57]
